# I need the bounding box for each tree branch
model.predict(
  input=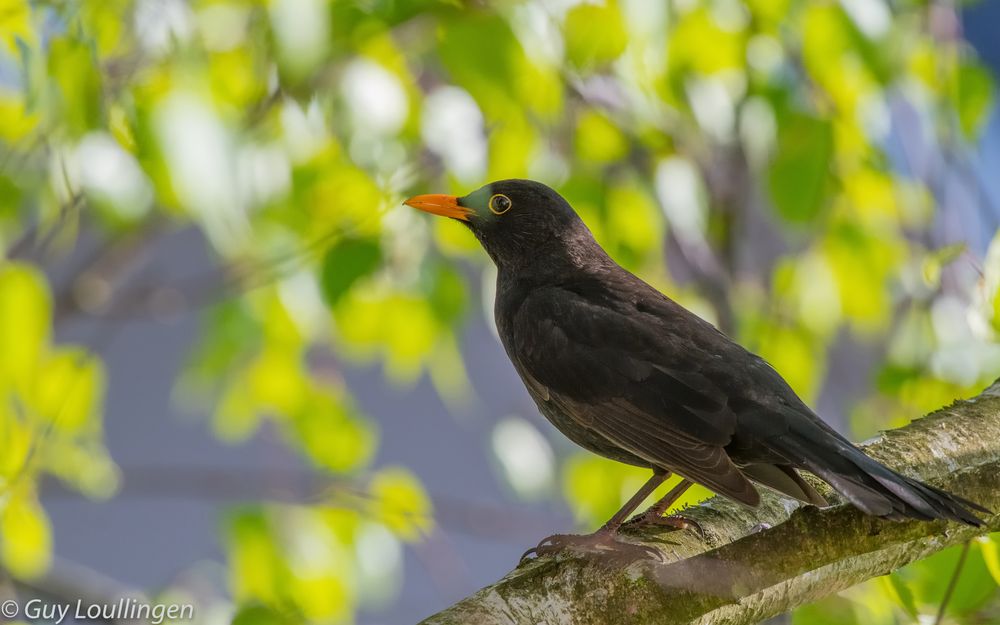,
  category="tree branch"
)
[420,381,1000,625]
